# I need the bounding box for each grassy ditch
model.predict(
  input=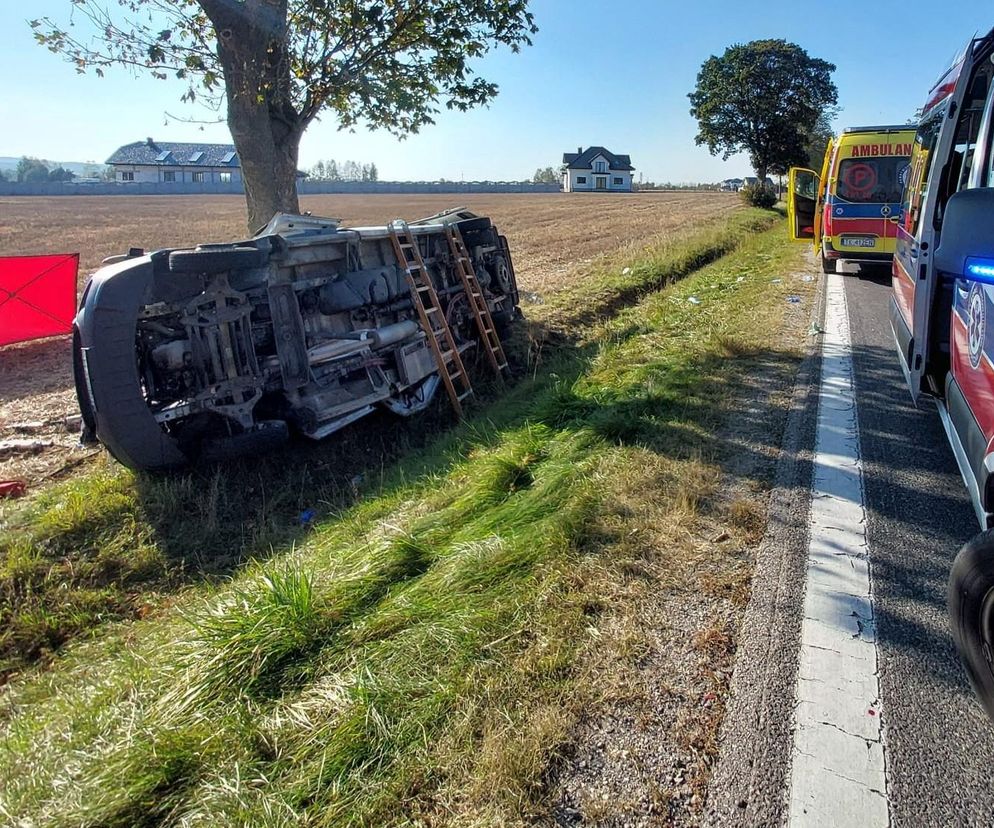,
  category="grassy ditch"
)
[0,213,810,825]
[0,208,777,680]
